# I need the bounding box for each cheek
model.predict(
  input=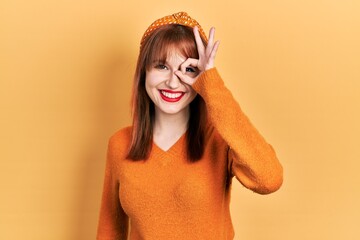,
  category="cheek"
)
[145,72,154,88]
[145,81,151,97]
[145,72,157,94]
[145,81,157,104]
[145,72,164,103]
[146,69,169,84]
[188,89,198,102]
